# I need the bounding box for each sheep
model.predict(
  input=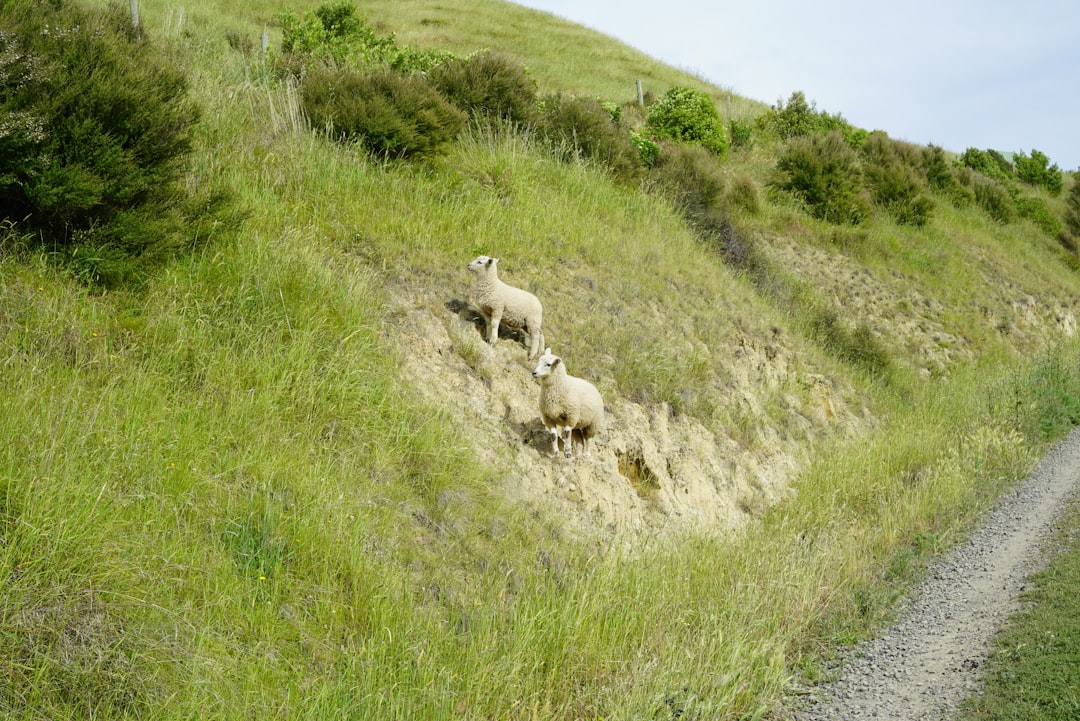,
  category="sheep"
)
[466,255,545,360]
[531,347,605,459]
